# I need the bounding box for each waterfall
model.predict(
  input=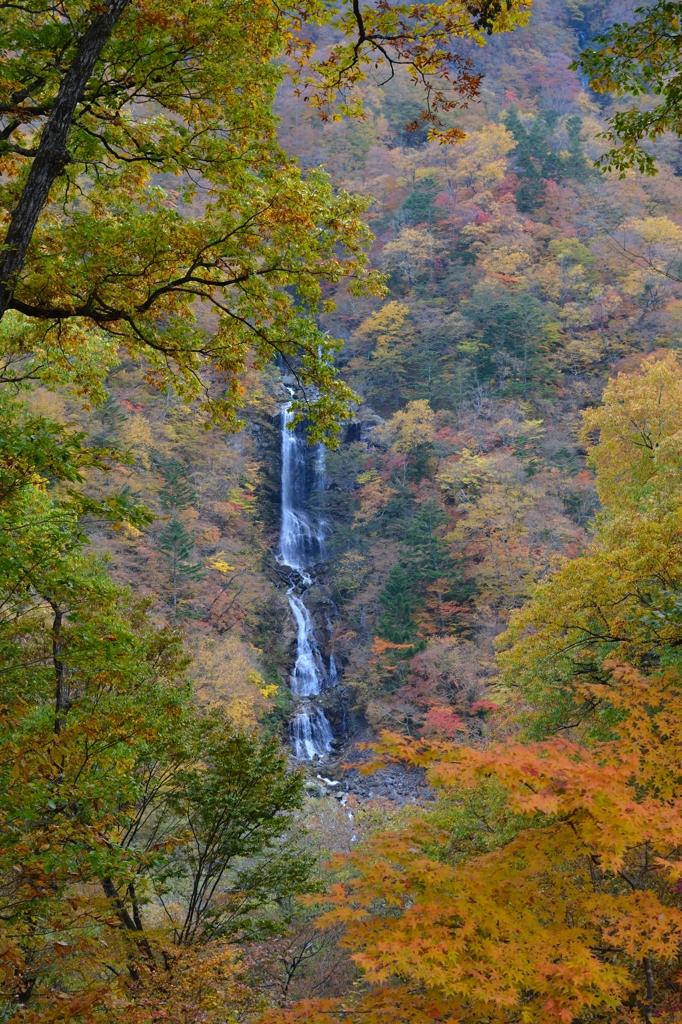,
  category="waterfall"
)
[291,706,334,761]
[279,404,325,573]
[278,398,335,760]
[289,594,327,697]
